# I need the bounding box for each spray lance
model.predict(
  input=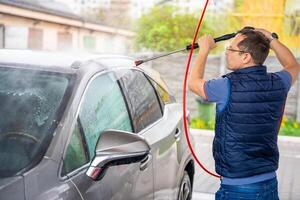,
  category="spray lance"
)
[134,32,236,66]
[134,26,278,66]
